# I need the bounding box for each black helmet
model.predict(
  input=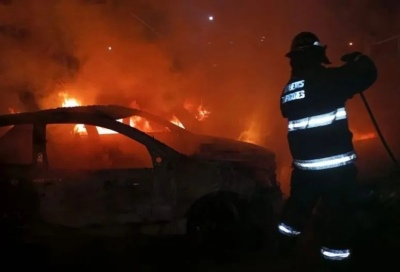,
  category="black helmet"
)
[286,32,331,64]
